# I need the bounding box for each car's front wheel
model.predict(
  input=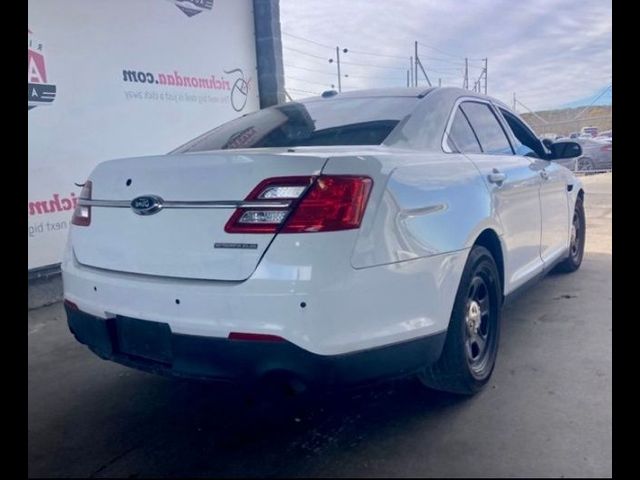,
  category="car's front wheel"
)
[576,157,595,173]
[418,245,502,395]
